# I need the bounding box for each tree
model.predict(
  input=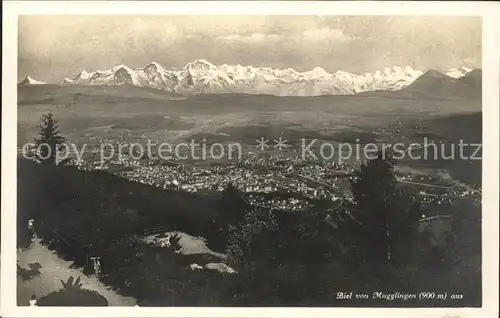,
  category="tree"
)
[34,112,69,165]
[349,152,422,265]
[224,206,344,305]
[225,207,278,269]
